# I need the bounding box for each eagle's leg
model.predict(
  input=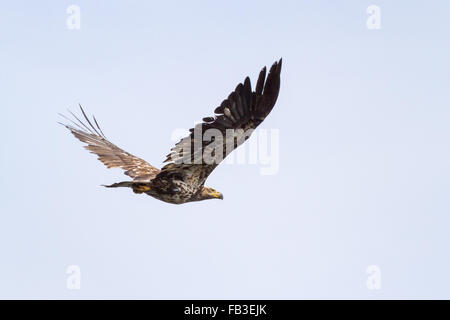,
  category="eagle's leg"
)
[132,184,151,194]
